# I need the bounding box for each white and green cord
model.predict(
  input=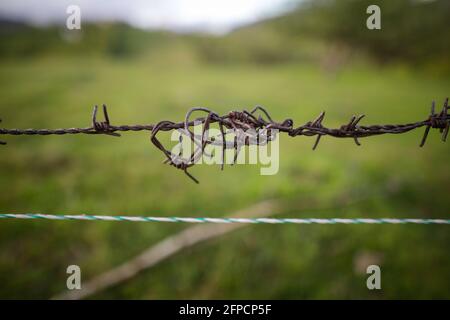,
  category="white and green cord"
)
[0,213,448,224]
